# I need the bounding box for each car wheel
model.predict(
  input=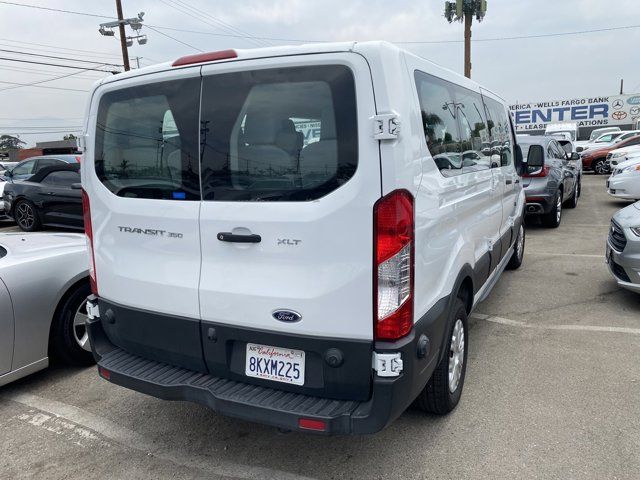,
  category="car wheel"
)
[593,159,608,175]
[565,180,580,209]
[506,223,525,270]
[14,199,41,232]
[542,190,562,228]
[49,281,94,366]
[415,298,468,414]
